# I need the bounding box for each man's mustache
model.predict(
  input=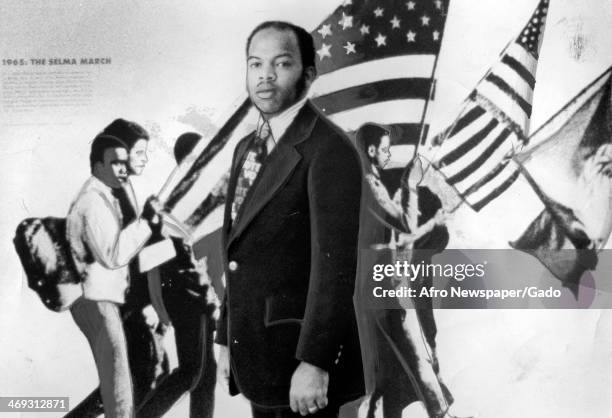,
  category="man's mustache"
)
[257,81,277,89]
